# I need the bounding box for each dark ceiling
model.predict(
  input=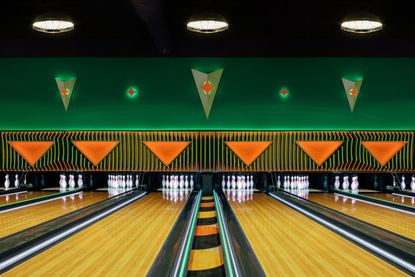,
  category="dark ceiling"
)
[0,0,413,57]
